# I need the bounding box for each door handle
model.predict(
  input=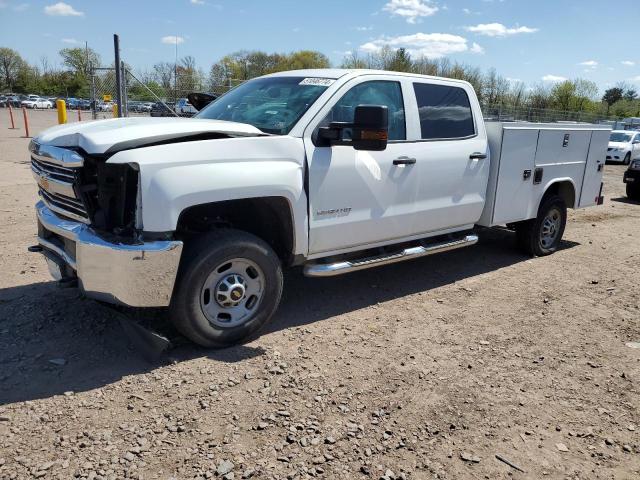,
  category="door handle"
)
[393,156,416,166]
[469,152,487,160]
